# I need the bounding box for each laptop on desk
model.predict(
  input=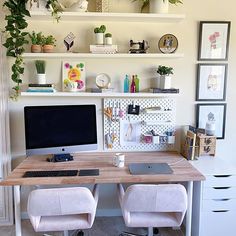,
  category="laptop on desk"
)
[129,163,173,175]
